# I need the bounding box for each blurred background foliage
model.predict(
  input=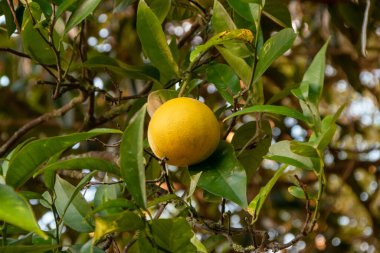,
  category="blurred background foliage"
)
[0,0,380,252]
